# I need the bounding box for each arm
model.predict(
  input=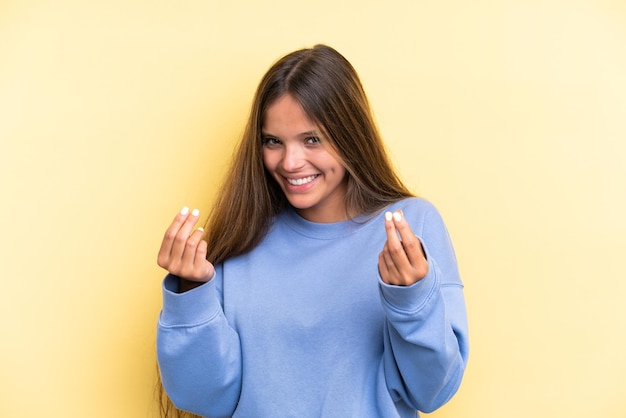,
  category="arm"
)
[157,272,242,418]
[156,207,242,417]
[378,204,469,412]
